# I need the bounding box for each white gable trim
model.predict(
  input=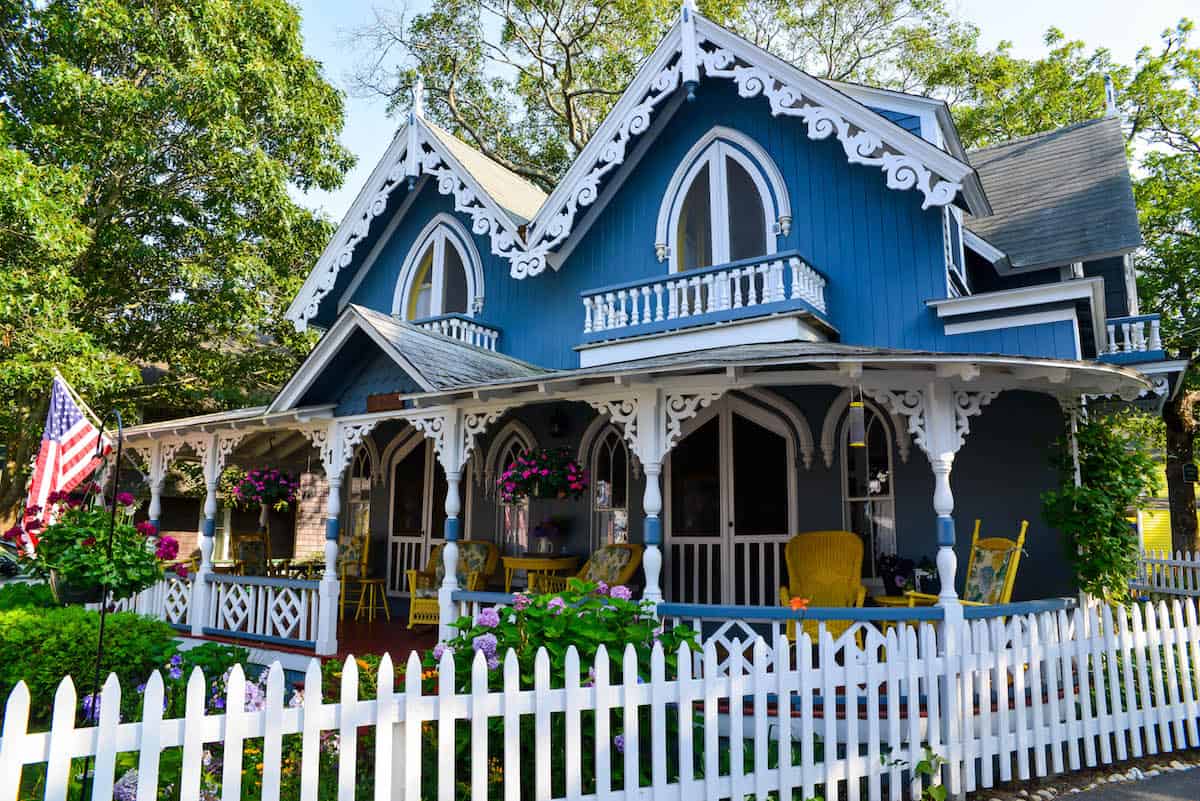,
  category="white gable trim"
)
[286,119,526,331]
[287,7,989,325]
[269,307,435,413]
[655,126,789,267]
